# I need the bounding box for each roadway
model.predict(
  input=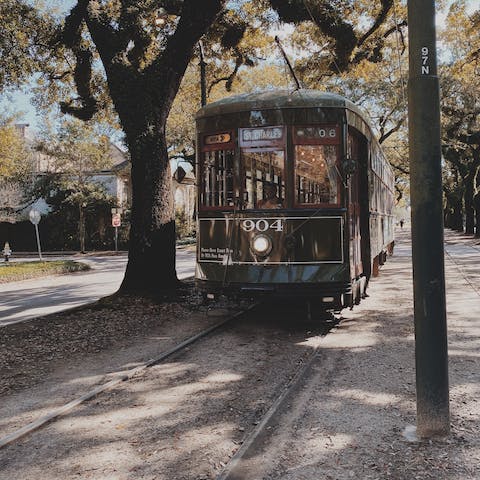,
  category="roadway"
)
[0,248,196,327]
